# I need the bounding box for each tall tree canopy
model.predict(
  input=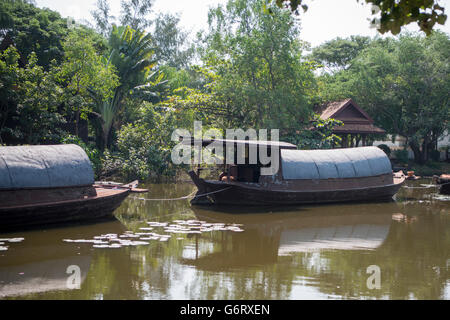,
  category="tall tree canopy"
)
[96,25,165,148]
[317,32,450,163]
[91,0,114,37]
[201,0,317,129]
[57,29,119,137]
[91,0,154,35]
[0,0,69,67]
[119,0,154,31]
[152,13,195,68]
[0,47,64,144]
[310,36,372,73]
